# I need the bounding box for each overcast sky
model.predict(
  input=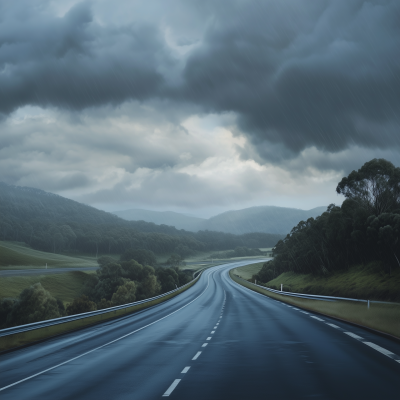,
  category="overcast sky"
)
[1,0,399,217]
